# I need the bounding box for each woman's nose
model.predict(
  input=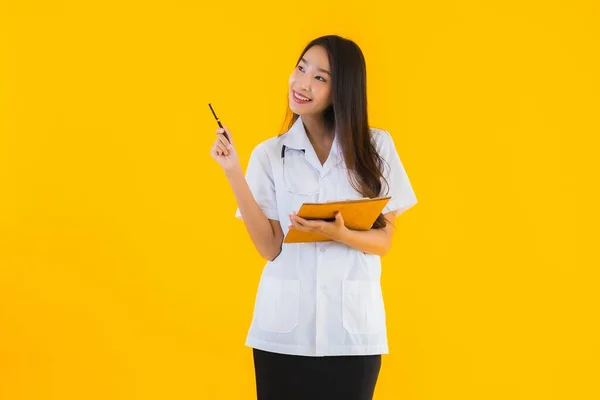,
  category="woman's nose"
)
[299,76,311,91]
